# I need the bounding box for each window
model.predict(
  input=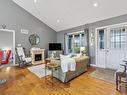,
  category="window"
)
[67,32,85,54]
[110,27,126,49]
[98,30,104,49]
